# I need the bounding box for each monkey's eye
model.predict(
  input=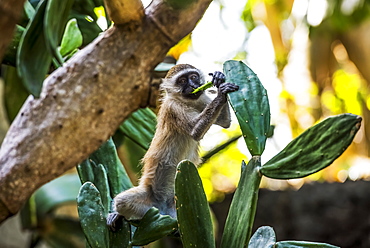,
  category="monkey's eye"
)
[178,78,187,84]
[190,74,198,81]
